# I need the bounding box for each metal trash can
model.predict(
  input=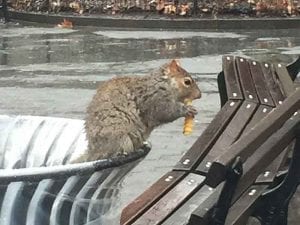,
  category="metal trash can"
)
[0,115,149,225]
